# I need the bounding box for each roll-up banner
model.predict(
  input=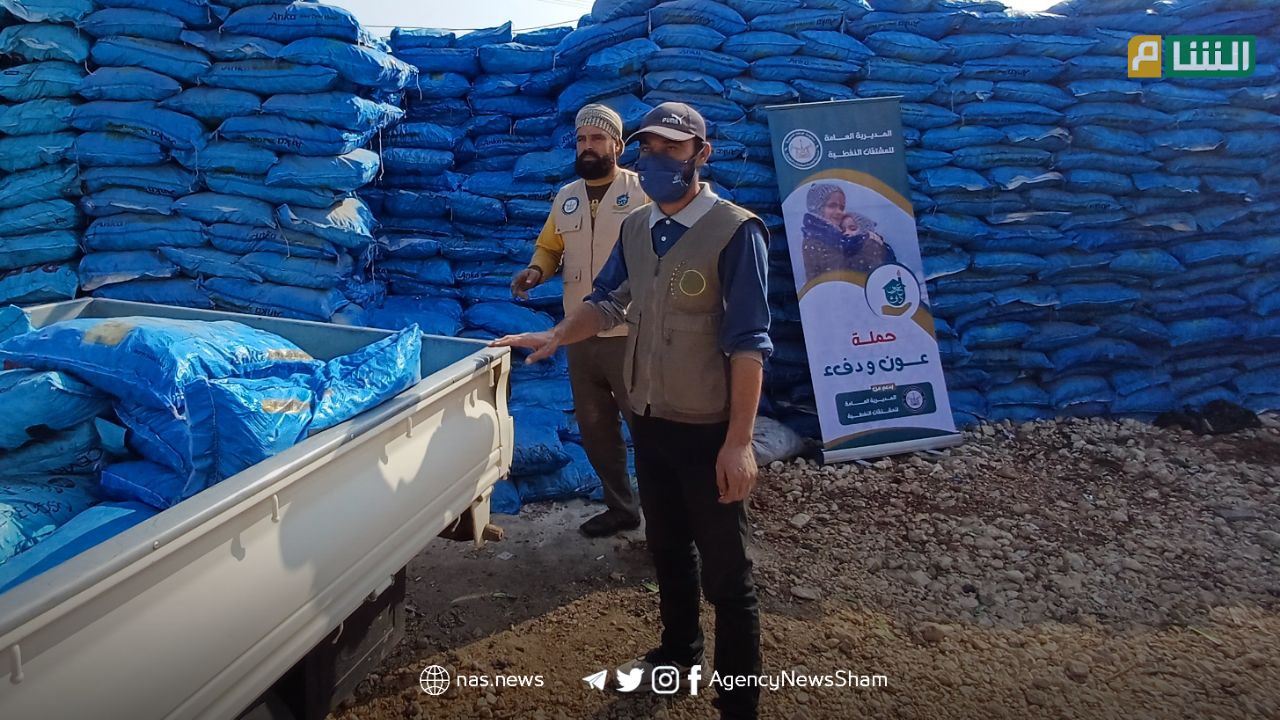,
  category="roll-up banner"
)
[766,97,962,463]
